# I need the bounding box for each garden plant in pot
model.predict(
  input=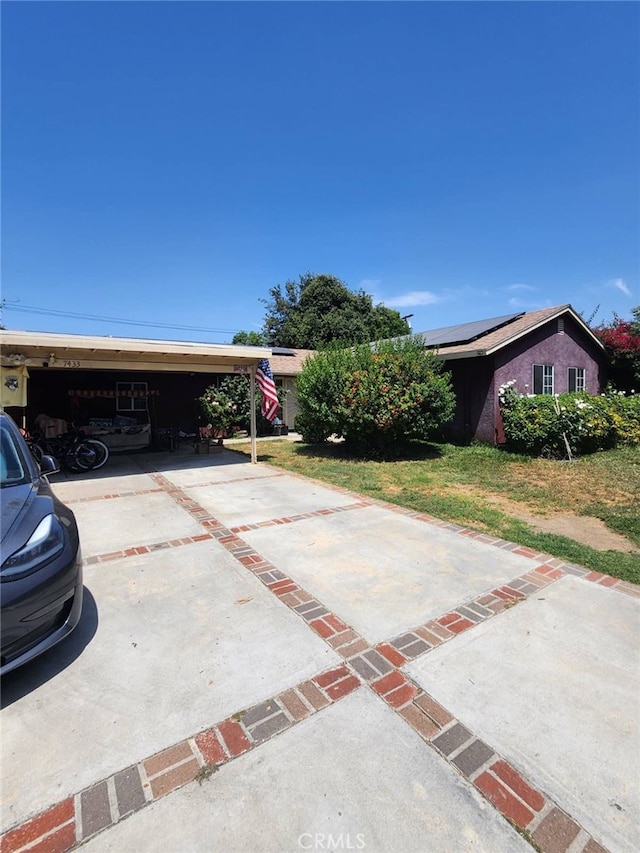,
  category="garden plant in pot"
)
[196,381,240,451]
